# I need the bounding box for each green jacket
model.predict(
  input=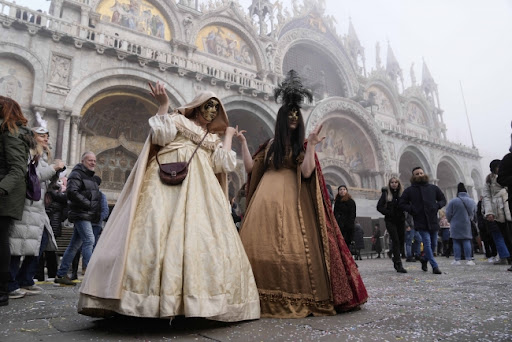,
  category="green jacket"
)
[0,120,31,220]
